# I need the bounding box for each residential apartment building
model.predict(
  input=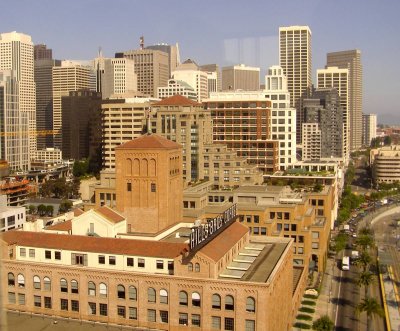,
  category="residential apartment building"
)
[327,50,363,151]
[264,65,297,169]
[157,79,198,101]
[102,58,137,99]
[371,145,400,184]
[116,49,169,98]
[221,64,260,91]
[362,113,377,146]
[0,32,36,160]
[279,26,312,144]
